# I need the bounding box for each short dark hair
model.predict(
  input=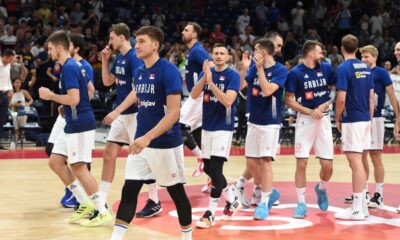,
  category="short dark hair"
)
[109,23,130,40]
[264,31,282,41]
[135,26,164,51]
[70,35,86,56]
[302,40,324,57]
[212,43,228,52]
[47,30,70,50]
[187,22,202,39]
[341,34,359,54]
[254,38,275,55]
[2,48,15,57]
